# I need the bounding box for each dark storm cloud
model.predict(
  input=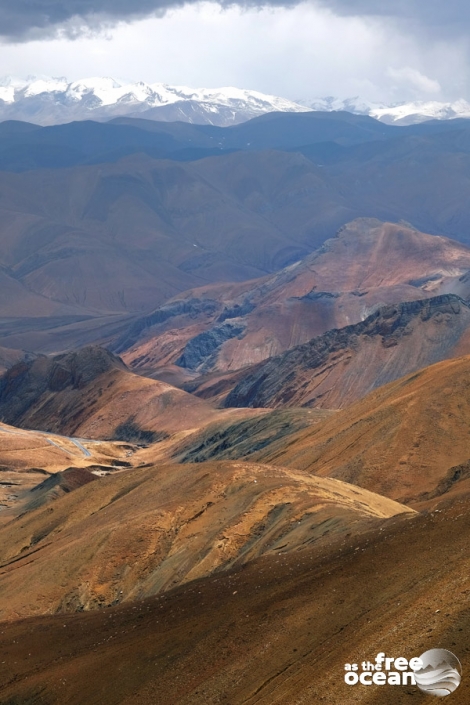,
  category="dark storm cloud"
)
[316,0,470,30]
[0,0,188,40]
[1,0,470,41]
